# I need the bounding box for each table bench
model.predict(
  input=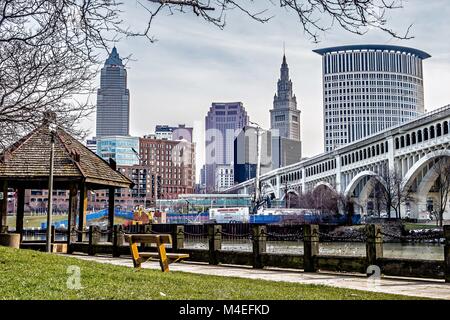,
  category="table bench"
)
[125,234,189,272]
